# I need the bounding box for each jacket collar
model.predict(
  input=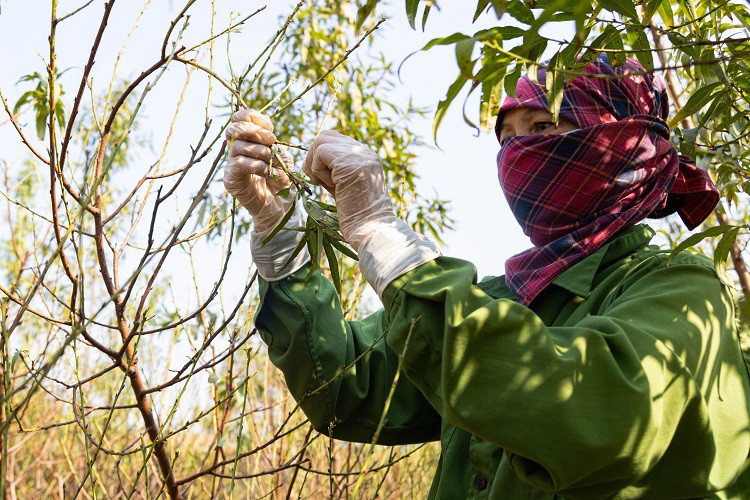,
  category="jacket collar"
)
[550,225,656,298]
